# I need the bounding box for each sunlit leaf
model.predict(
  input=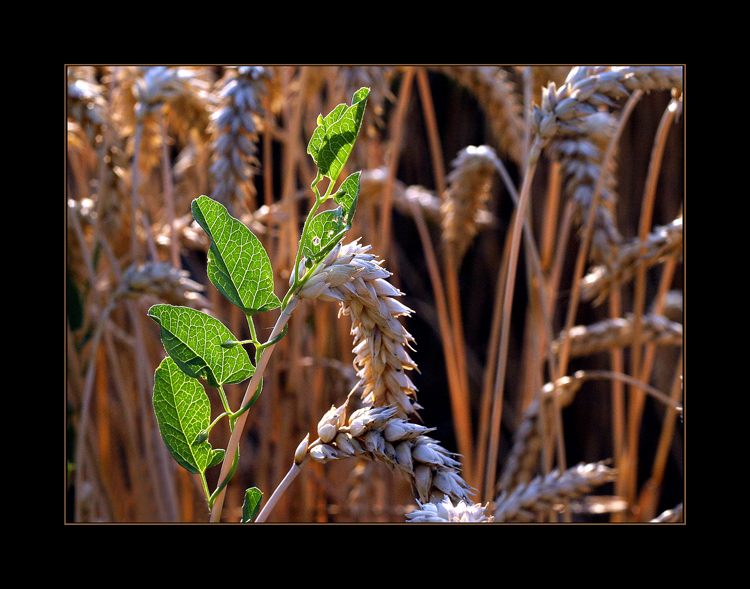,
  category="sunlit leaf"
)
[152,356,225,475]
[307,88,369,183]
[301,171,361,263]
[148,304,253,387]
[192,195,281,315]
[241,487,263,522]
